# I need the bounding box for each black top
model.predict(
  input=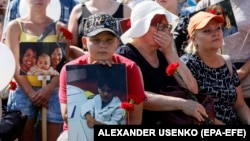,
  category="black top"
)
[115,43,178,125]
